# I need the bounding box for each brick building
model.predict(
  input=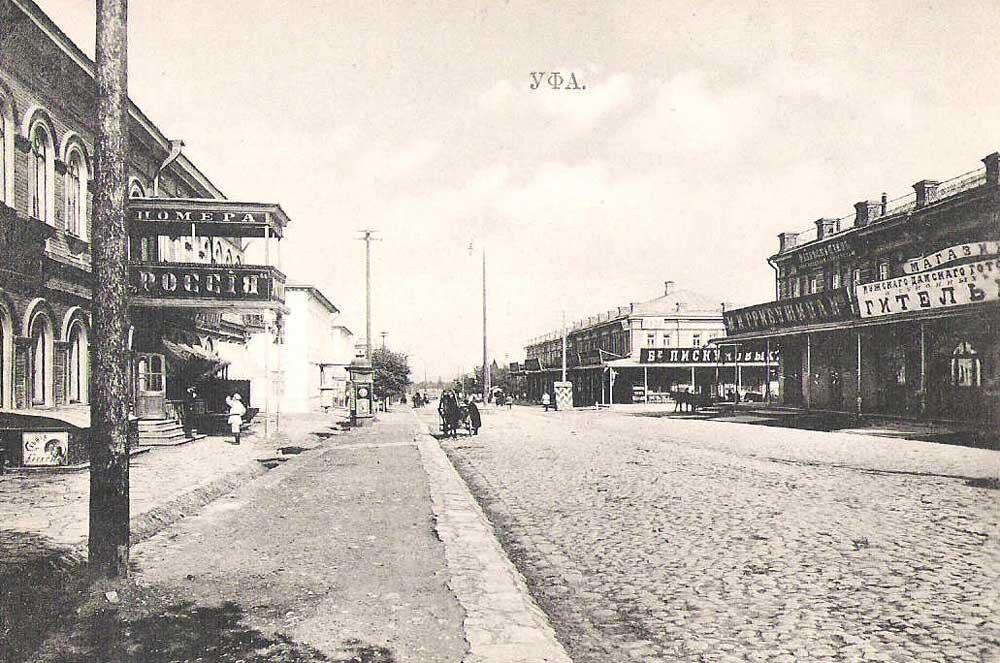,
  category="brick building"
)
[723,152,999,424]
[521,283,776,405]
[0,0,290,463]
